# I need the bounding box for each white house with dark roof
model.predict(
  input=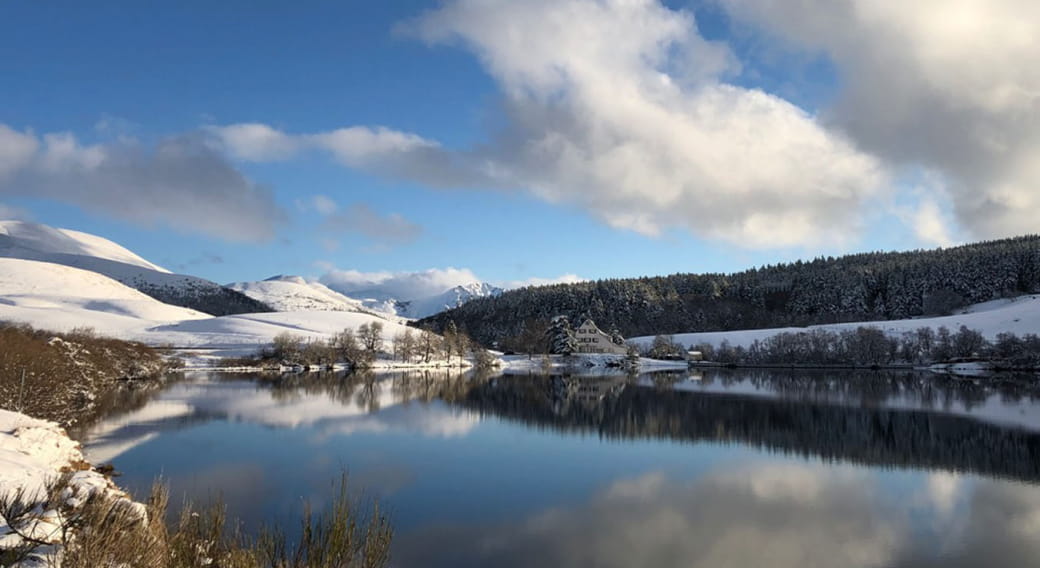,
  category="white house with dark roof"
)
[574,318,628,355]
